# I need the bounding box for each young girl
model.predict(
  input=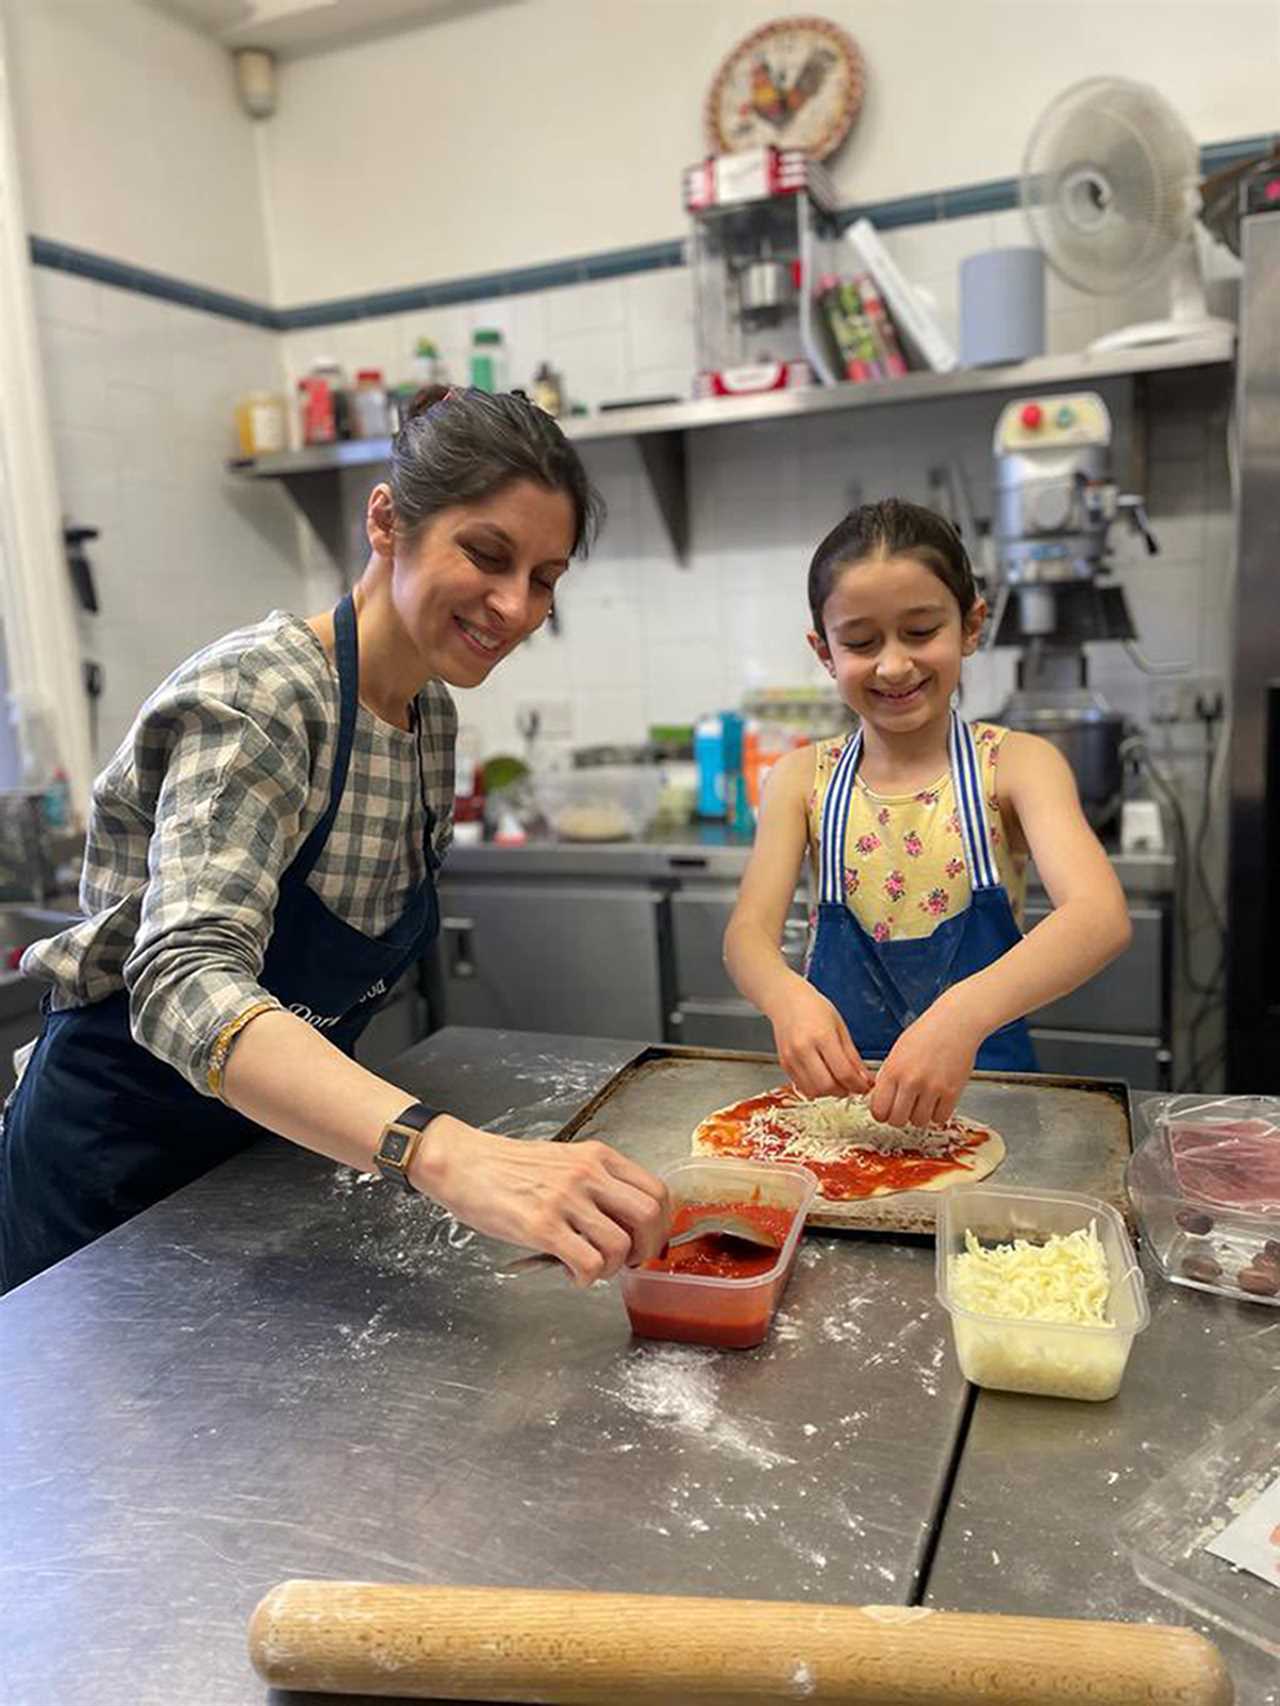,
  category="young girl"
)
[725,498,1131,1130]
